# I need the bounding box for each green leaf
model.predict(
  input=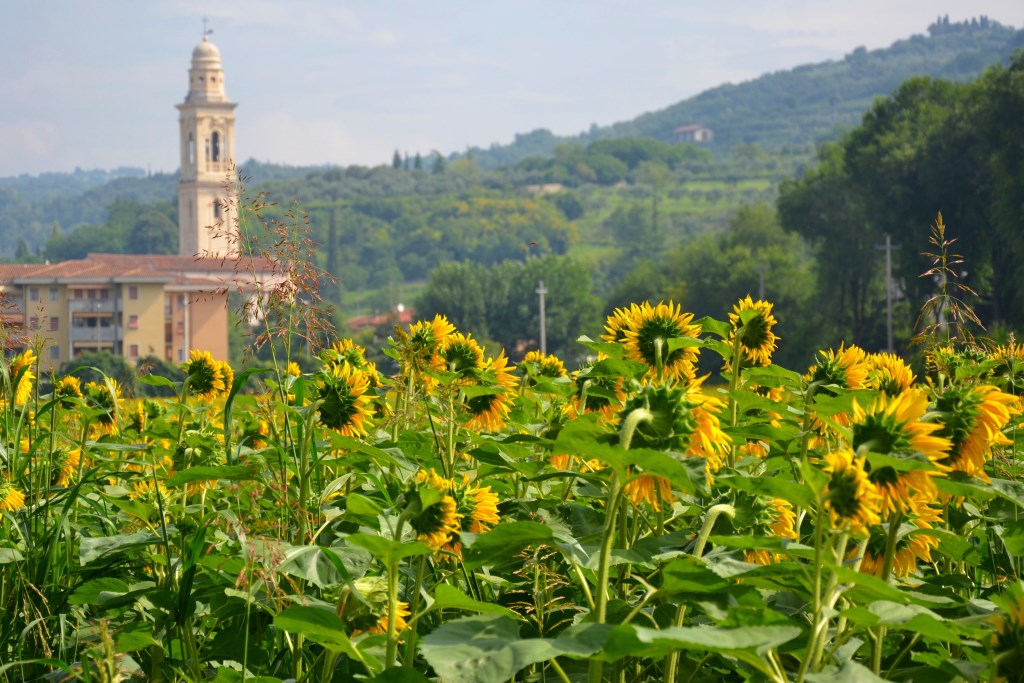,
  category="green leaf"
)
[593,623,801,662]
[138,374,178,390]
[223,367,274,463]
[346,533,432,565]
[165,465,257,486]
[419,615,564,683]
[576,335,624,359]
[364,669,432,683]
[68,577,130,605]
[715,474,814,507]
[115,622,161,652]
[346,493,384,517]
[695,316,730,339]
[274,606,369,665]
[464,522,554,569]
[660,556,733,595]
[0,547,24,564]
[806,660,893,683]
[428,584,522,619]
[80,532,163,565]
[273,543,355,589]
